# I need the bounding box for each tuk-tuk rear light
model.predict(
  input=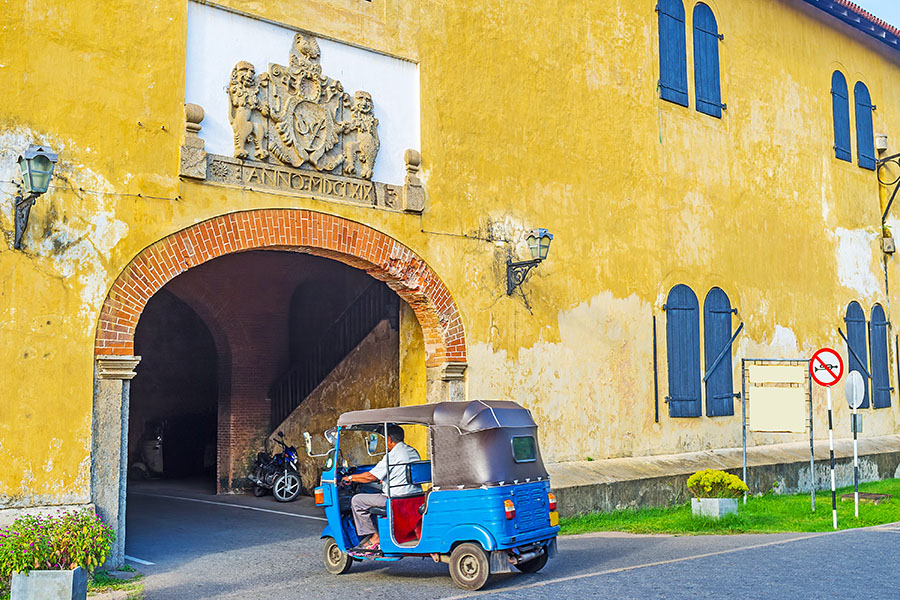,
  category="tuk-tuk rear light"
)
[548,492,557,511]
[504,499,516,520]
[314,486,324,505]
